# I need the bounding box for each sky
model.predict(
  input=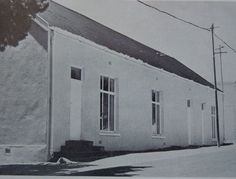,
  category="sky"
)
[53,0,236,84]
